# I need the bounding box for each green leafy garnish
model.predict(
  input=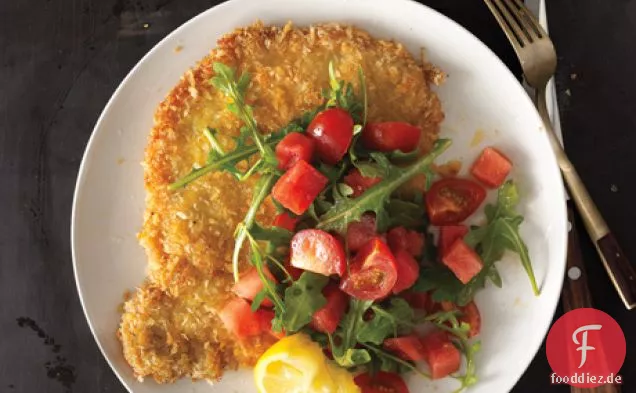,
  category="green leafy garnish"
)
[361,342,430,378]
[415,180,537,305]
[328,299,373,367]
[465,180,538,296]
[386,198,426,229]
[357,298,415,345]
[274,272,329,333]
[427,311,481,392]
[210,63,277,169]
[317,139,451,234]
[324,62,364,122]
[232,174,279,281]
